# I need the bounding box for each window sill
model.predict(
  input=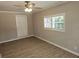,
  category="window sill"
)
[44,28,65,32]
